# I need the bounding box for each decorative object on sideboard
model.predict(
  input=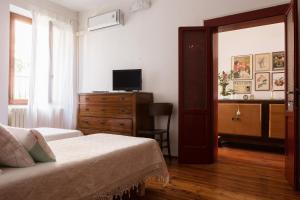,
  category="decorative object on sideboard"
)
[272,72,285,91]
[272,51,285,71]
[270,91,274,99]
[231,55,253,80]
[254,53,272,72]
[218,70,235,98]
[255,72,270,91]
[243,95,249,100]
[130,0,151,13]
[232,105,241,121]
